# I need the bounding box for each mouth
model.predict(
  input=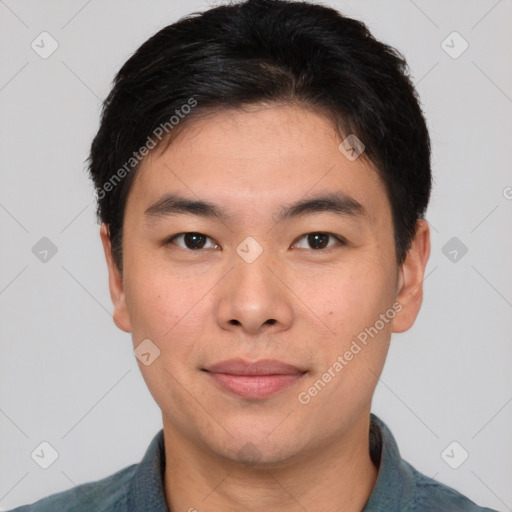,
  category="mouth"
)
[202,358,307,400]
